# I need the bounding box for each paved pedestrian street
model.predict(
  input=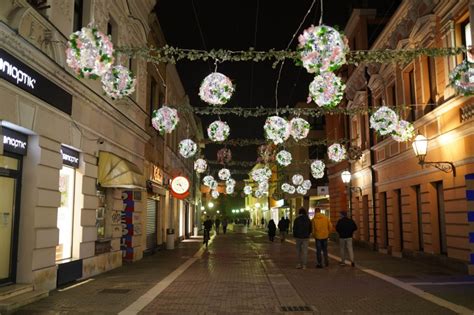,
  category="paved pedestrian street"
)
[17,230,474,314]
